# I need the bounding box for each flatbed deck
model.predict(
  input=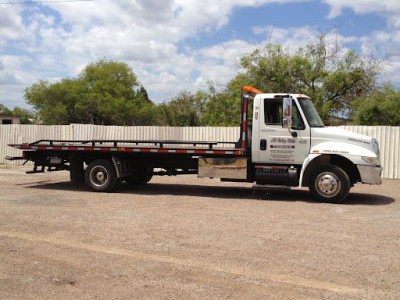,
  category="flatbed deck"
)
[9,139,247,157]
